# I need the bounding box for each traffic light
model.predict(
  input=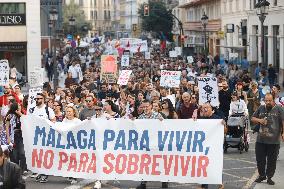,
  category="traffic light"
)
[77,35,80,46]
[144,4,149,16]
[181,35,185,44]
